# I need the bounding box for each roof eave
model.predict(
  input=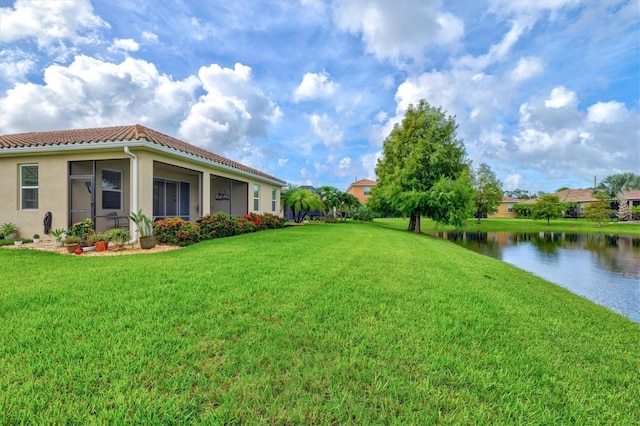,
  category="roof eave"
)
[0,139,286,186]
